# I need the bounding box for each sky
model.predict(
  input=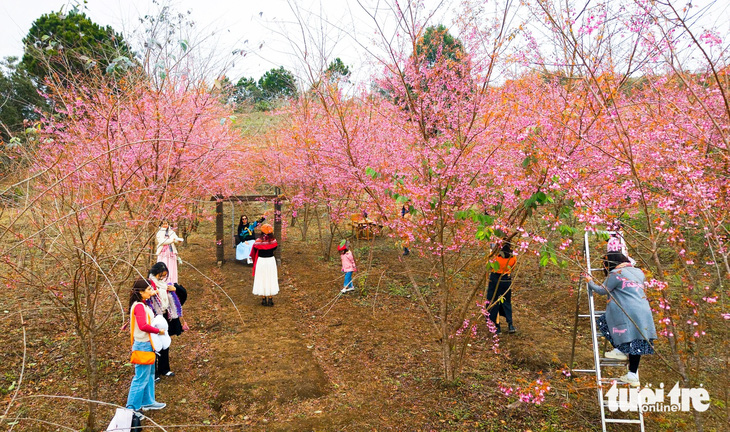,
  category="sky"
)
[2,0,728,85]
[0,0,451,84]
